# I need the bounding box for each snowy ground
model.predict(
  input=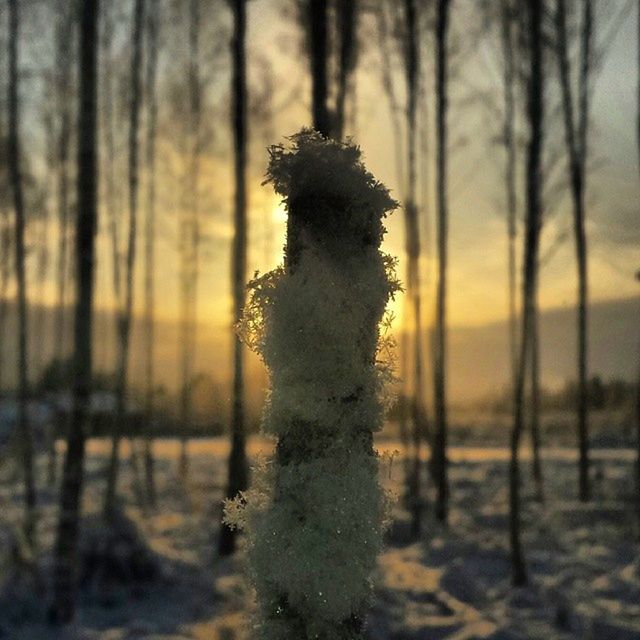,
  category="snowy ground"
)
[1,437,639,639]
